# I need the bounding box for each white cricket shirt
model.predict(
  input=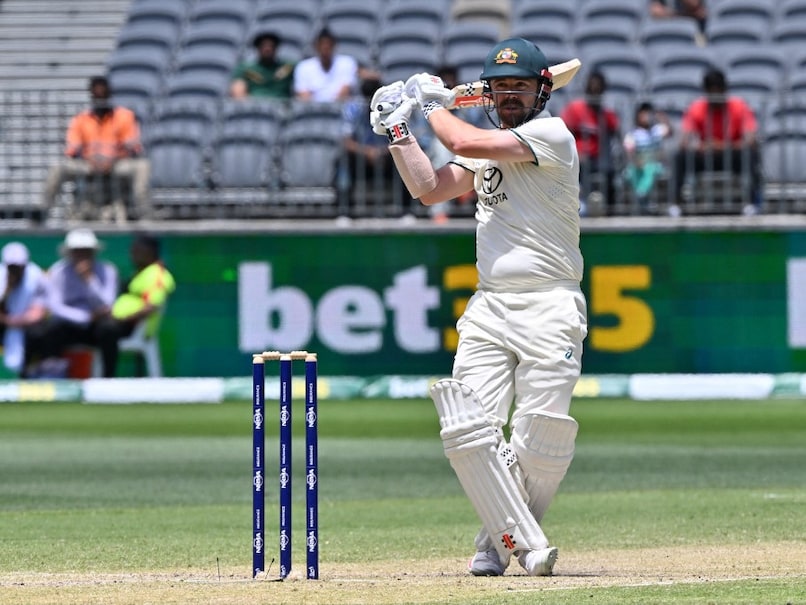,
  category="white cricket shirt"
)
[451,116,583,292]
